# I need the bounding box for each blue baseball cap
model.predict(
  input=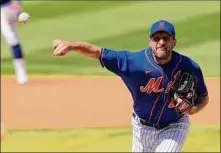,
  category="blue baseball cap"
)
[149,20,175,37]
